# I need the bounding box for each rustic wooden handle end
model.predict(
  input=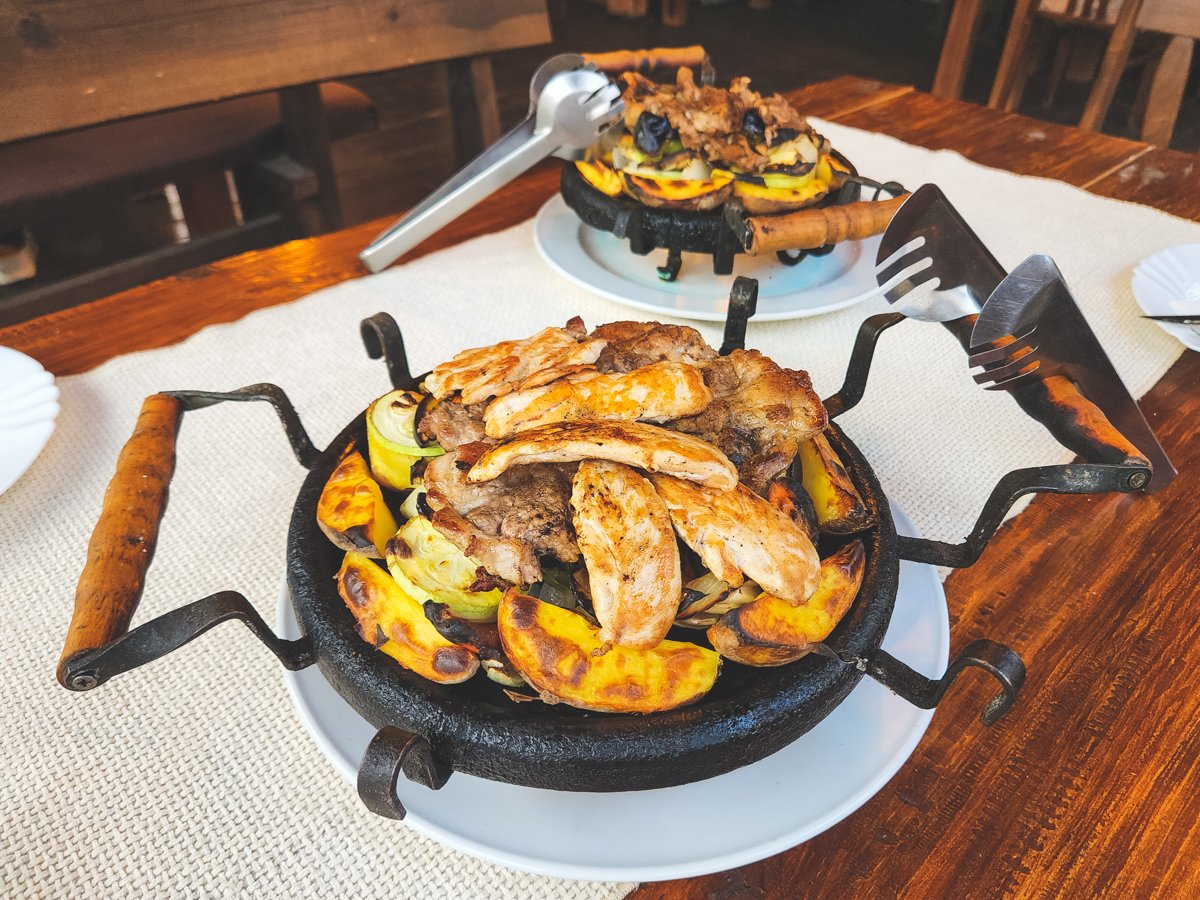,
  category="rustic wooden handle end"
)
[583,45,708,76]
[58,393,183,688]
[746,194,909,254]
